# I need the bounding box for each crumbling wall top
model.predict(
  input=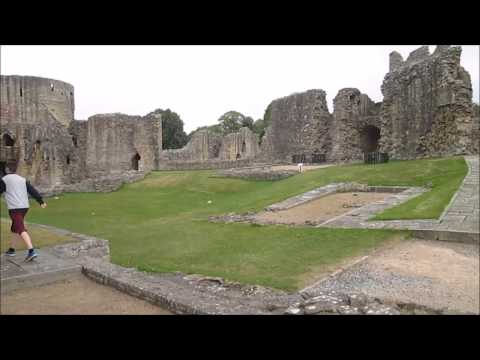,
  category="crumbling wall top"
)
[389,51,404,72]
[1,75,75,127]
[405,45,430,65]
